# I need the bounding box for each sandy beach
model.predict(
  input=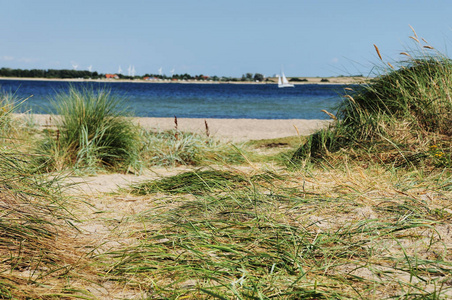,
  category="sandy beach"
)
[29,114,331,142]
[0,76,367,85]
[133,117,331,141]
